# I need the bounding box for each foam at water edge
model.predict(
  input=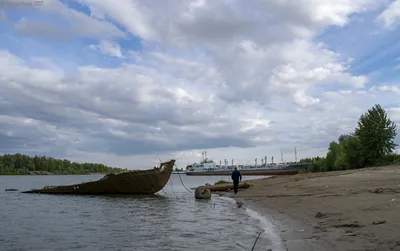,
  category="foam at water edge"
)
[245,208,286,251]
[219,196,286,251]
